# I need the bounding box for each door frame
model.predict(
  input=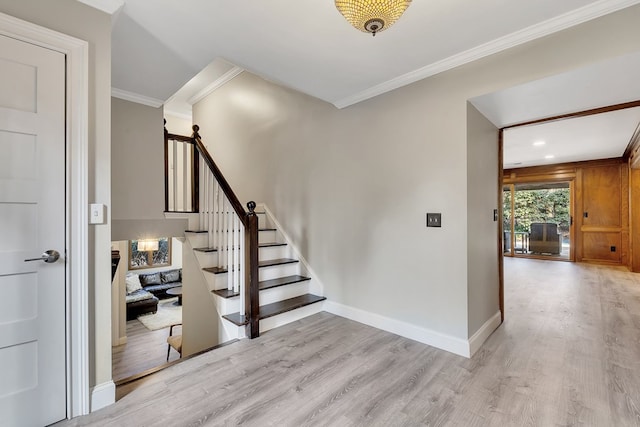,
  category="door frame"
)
[0,12,90,418]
